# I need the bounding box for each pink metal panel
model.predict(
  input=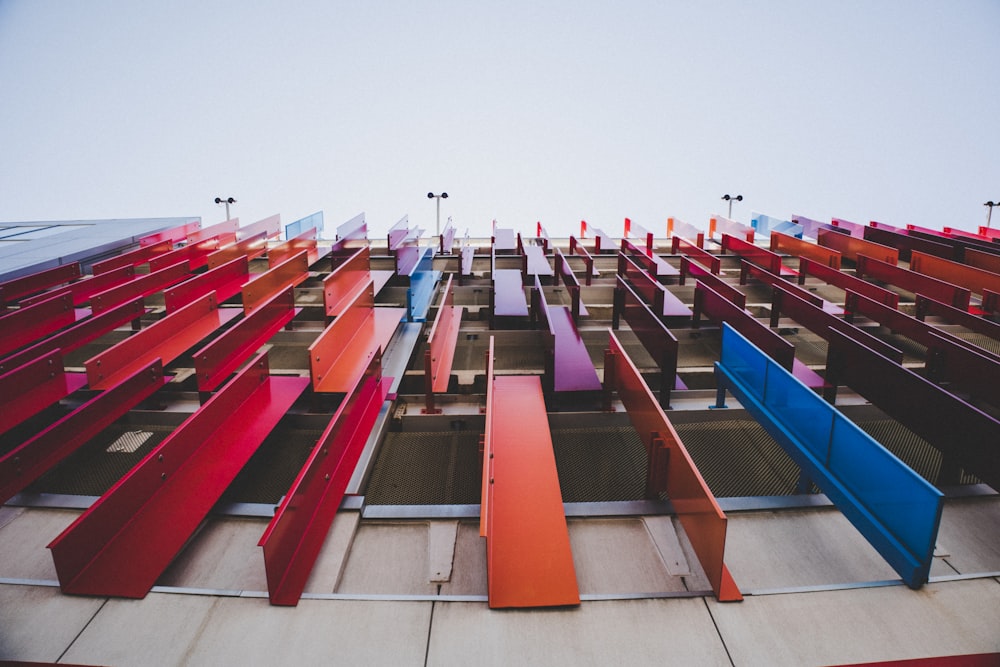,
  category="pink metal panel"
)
[424,275,463,412]
[0,298,145,375]
[138,219,201,247]
[491,269,529,318]
[148,237,221,272]
[193,287,295,392]
[188,218,240,244]
[606,330,741,601]
[624,217,655,251]
[0,349,88,434]
[0,263,81,306]
[323,247,370,318]
[0,359,167,504]
[709,215,754,243]
[568,236,596,285]
[242,251,309,316]
[163,255,249,313]
[48,352,309,598]
[90,260,191,314]
[85,292,240,390]
[0,291,76,358]
[238,214,281,242]
[205,231,267,270]
[92,240,173,274]
[260,353,387,605]
[268,227,318,268]
[440,223,456,254]
[622,238,678,277]
[21,265,136,308]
